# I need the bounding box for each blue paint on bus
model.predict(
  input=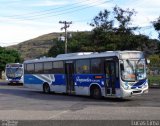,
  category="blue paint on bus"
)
[24,74,44,84]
